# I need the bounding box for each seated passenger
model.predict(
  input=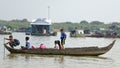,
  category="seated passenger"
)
[21,37,30,49]
[39,44,46,49]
